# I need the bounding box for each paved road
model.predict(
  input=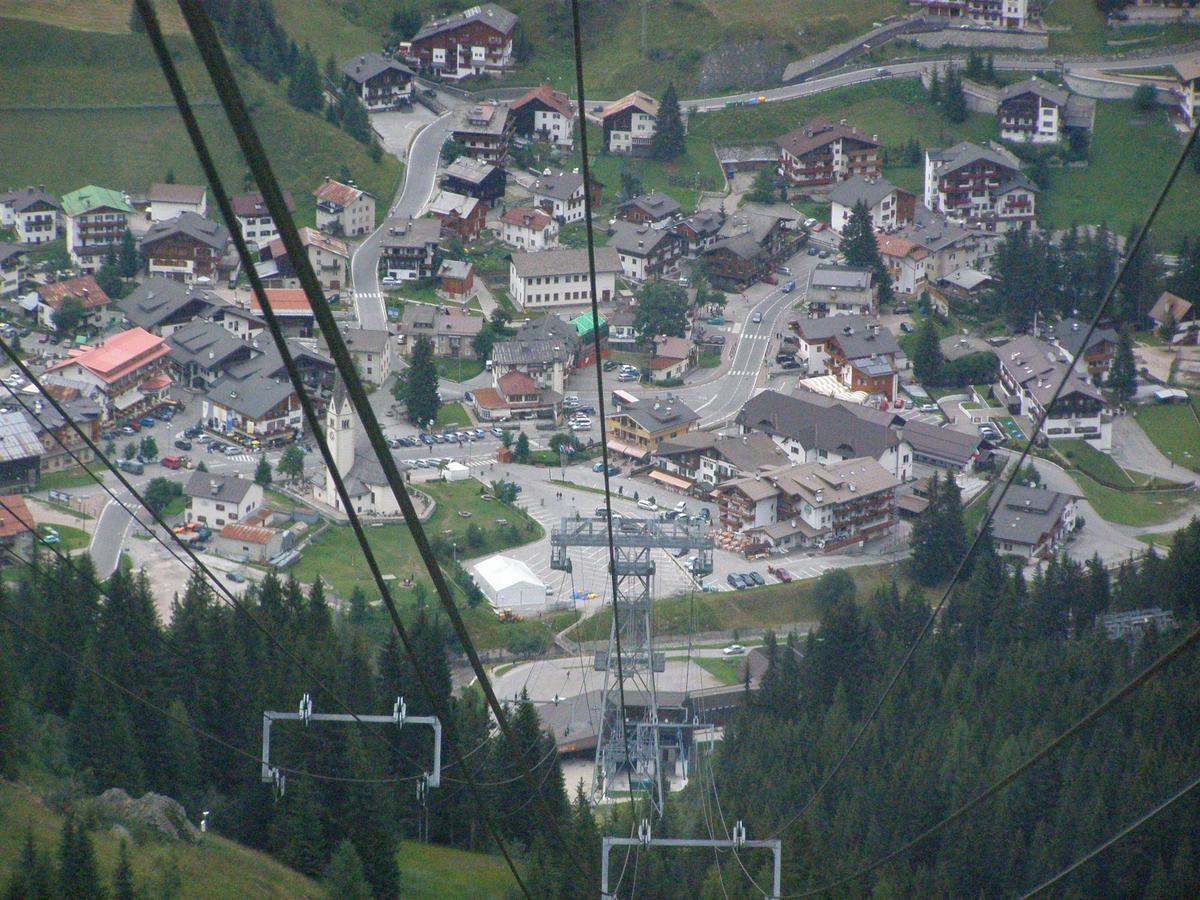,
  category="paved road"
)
[89,494,135,579]
[350,110,456,330]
